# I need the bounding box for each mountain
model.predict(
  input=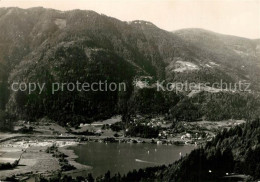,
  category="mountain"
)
[172,28,260,89]
[0,7,259,124]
